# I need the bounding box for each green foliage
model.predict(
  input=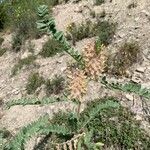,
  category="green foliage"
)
[0,2,7,30]
[101,77,150,99]
[39,38,64,57]
[94,0,105,5]
[5,97,66,109]
[50,112,78,133]
[0,37,4,45]
[6,98,149,149]
[5,115,71,150]
[78,98,120,130]
[107,42,140,76]
[66,21,94,43]
[26,72,45,94]
[0,48,6,56]
[11,55,36,76]
[95,21,116,46]
[46,76,65,95]
[86,106,150,149]
[37,5,83,65]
